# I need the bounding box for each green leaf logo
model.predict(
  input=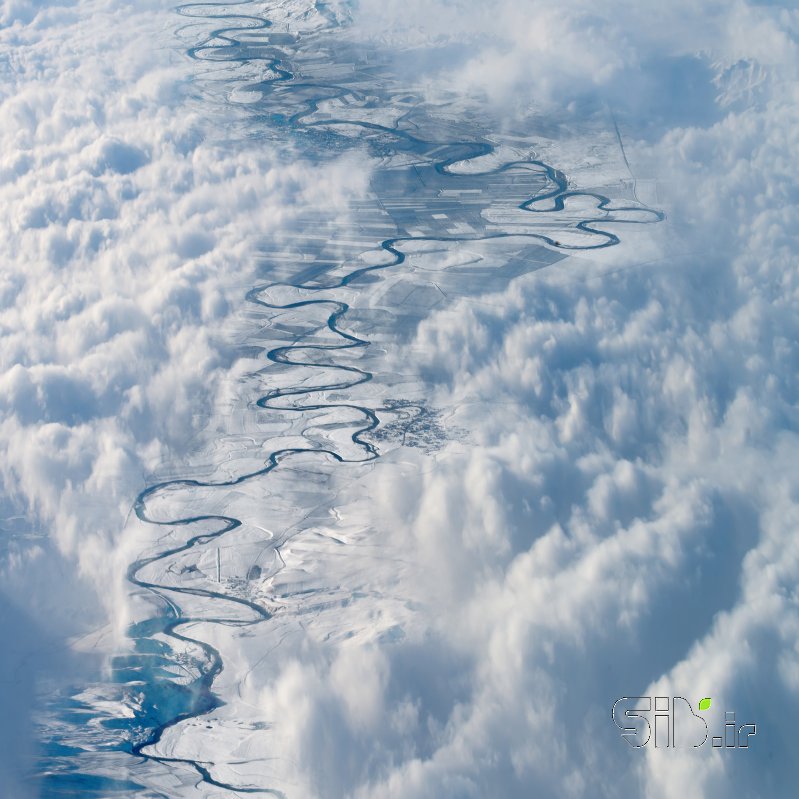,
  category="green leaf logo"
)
[698,697,712,712]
